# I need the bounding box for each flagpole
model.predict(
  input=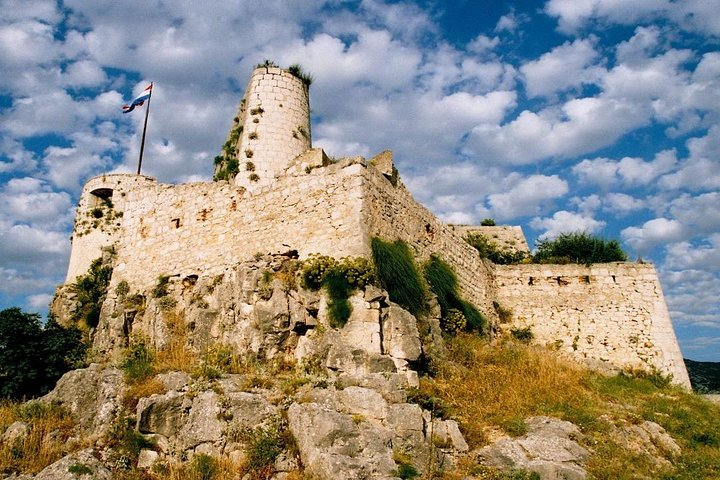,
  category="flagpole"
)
[137,84,152,175]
